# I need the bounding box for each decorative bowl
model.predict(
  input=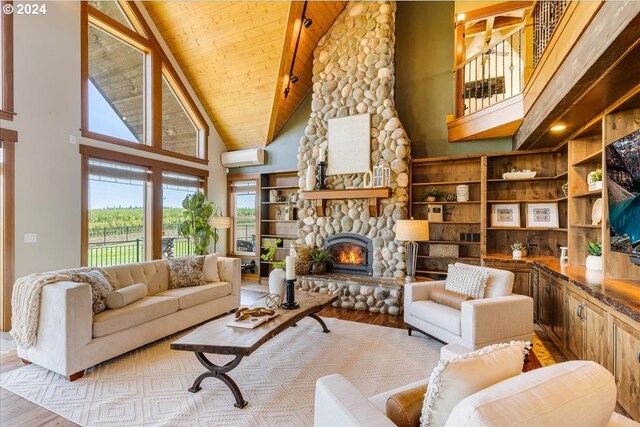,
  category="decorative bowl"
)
[502,170,537,180]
